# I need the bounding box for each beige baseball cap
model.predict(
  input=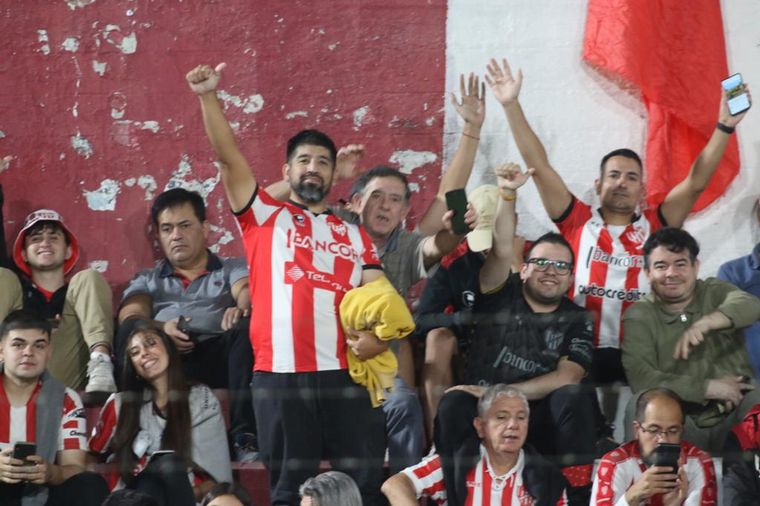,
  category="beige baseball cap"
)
[466,184,499,252]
